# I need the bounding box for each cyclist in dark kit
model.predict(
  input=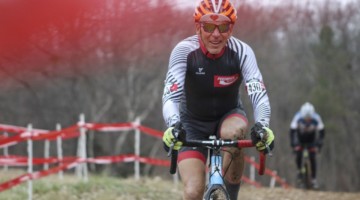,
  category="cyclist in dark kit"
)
[161,0,275,199]
[290,102,325,189]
